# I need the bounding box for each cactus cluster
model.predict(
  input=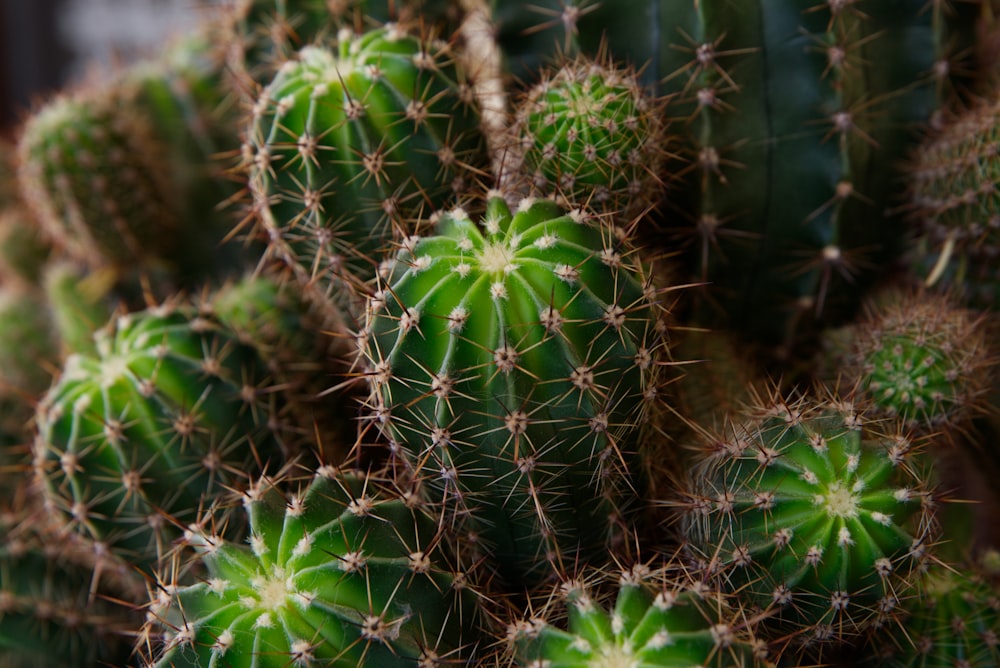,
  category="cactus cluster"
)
[4,1,1000,666]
